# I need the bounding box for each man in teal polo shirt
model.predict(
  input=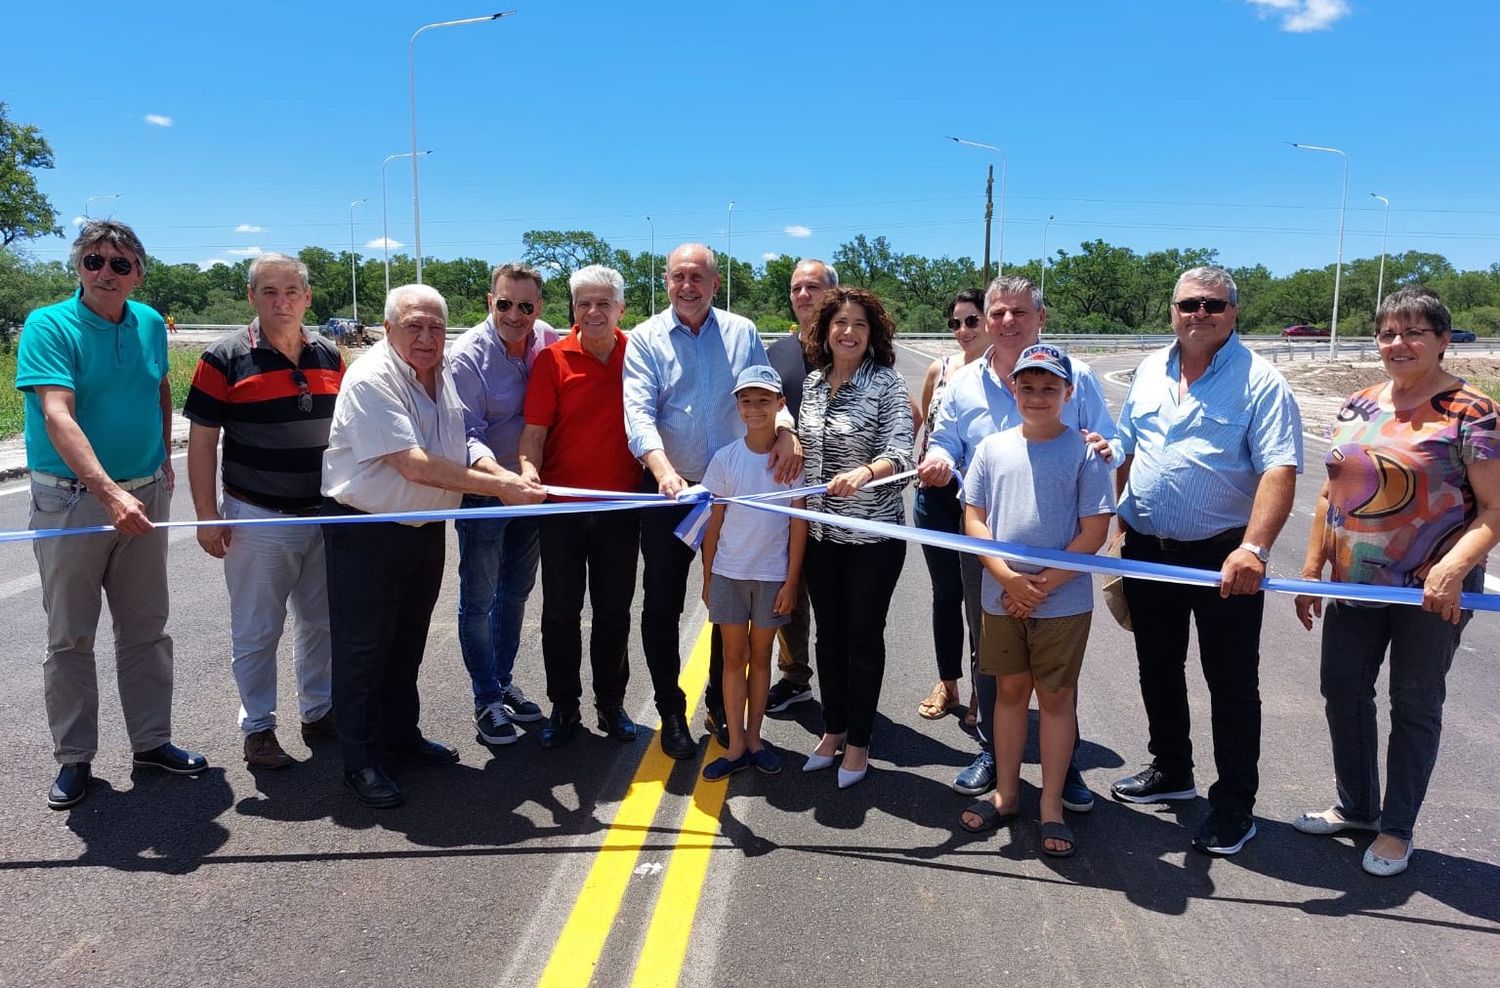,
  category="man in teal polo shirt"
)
[16,219,208,811]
